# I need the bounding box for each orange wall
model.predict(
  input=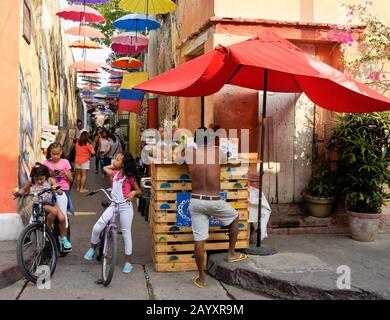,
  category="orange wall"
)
[0,0,20,213]
[177,0,214,41]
